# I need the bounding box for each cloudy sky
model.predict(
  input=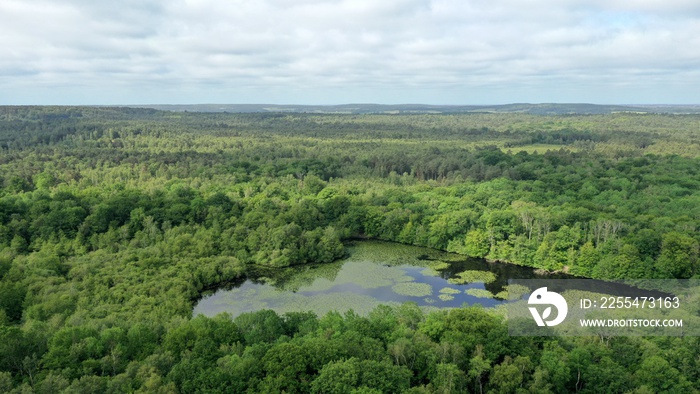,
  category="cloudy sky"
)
[2,0,699,105]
